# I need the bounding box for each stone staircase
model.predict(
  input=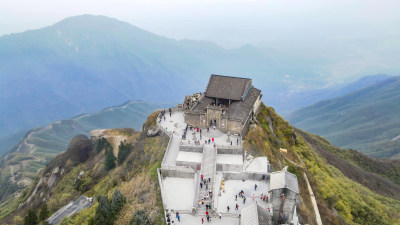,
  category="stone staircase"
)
[196,144,217,215]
